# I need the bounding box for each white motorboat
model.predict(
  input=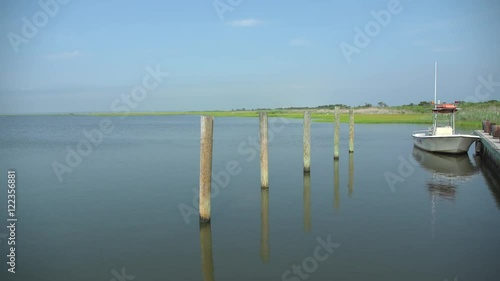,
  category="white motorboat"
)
[412,62,479,154]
